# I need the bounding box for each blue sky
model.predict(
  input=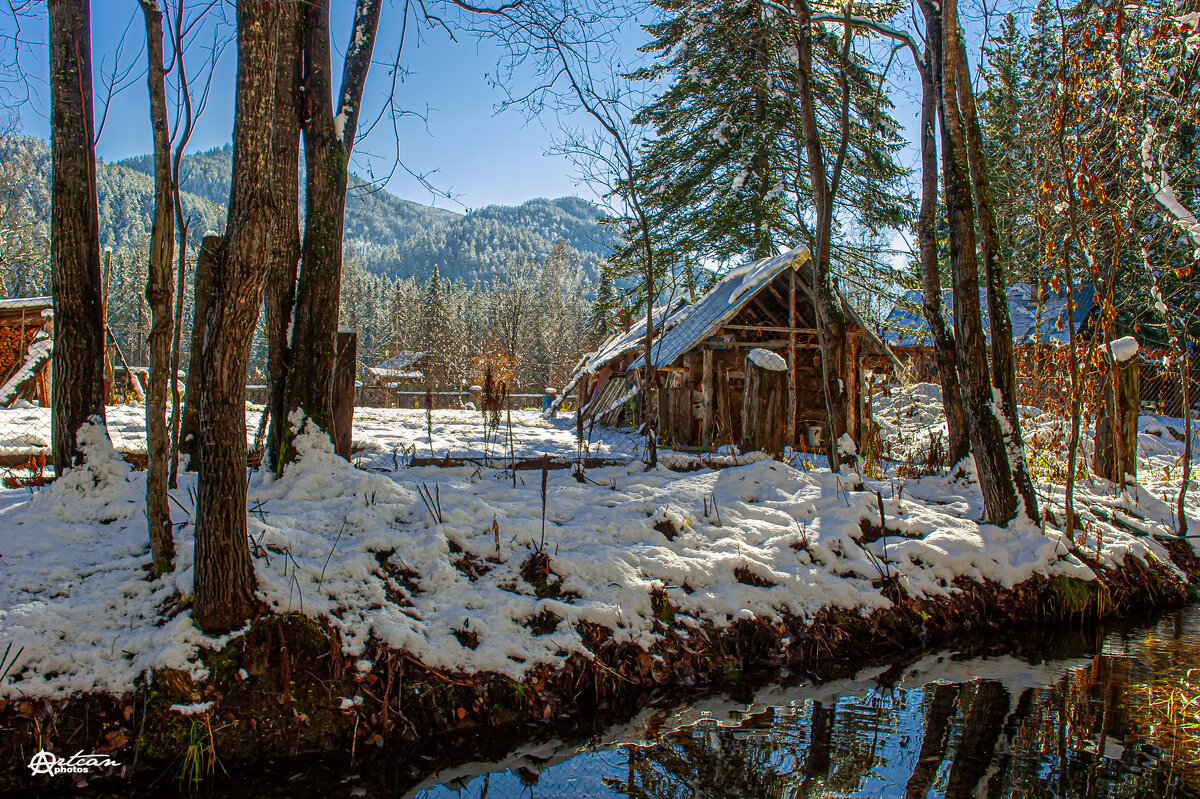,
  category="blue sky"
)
[12,0,610,211]
[4,0,952,231]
